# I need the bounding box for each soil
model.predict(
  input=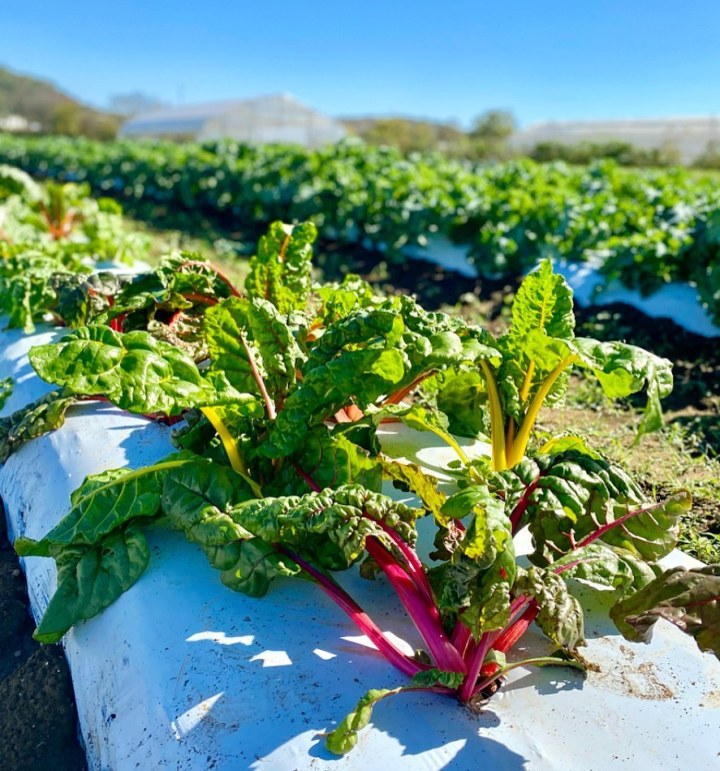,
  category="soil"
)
[0,244,717,770]
[0,505,86,771]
